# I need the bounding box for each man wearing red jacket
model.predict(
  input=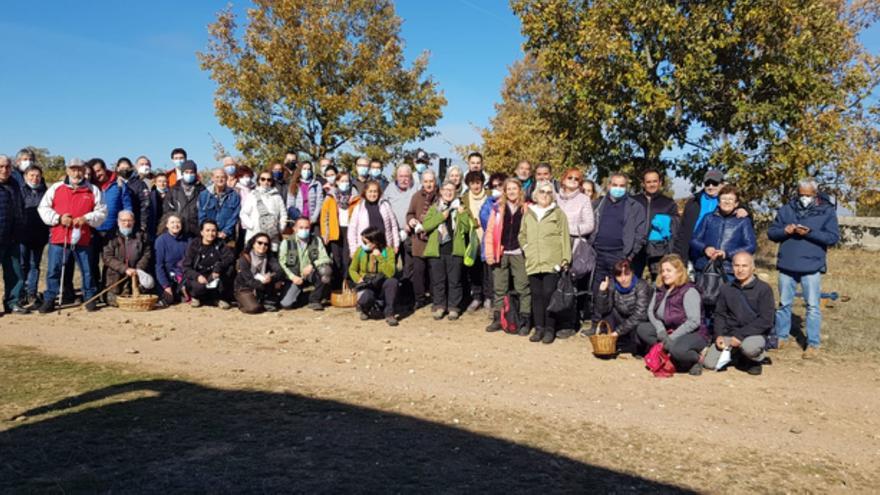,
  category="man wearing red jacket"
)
[37,158,107,313]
